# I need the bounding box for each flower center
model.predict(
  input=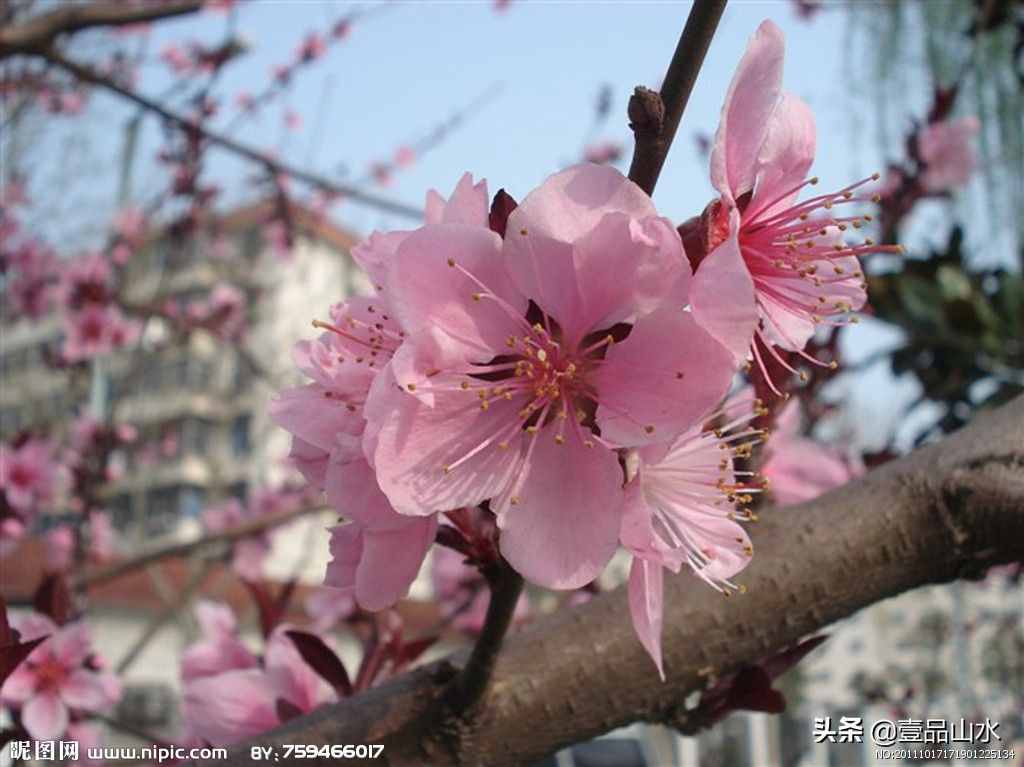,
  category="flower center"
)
[33,656,67,690]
